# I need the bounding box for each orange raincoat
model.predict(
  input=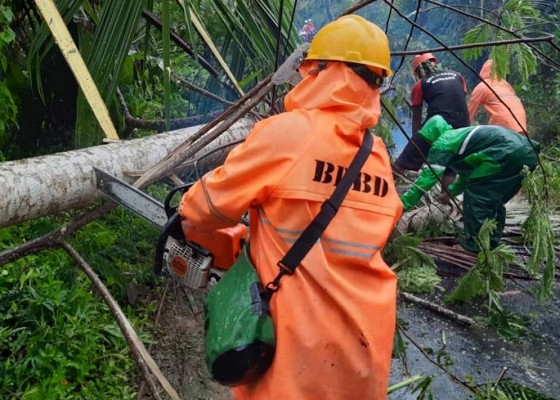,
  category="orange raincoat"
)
[468,59,527,133]
[179,61,403,400]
